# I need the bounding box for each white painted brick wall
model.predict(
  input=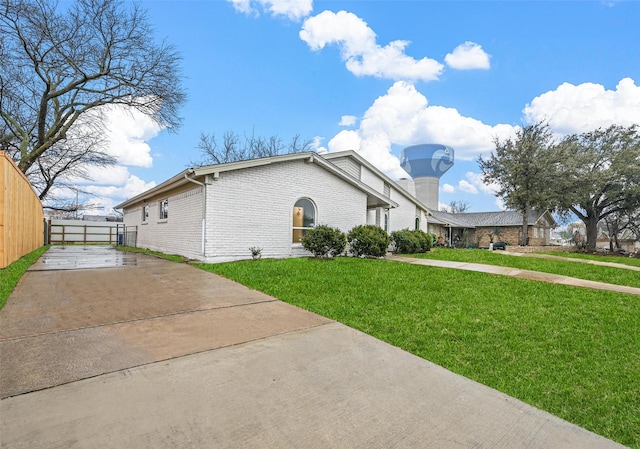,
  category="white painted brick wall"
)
[124,186,203,260]
[388,188,421,232]
[122,156,430,262]
[203,160,367,262]
[360,165,385,192]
